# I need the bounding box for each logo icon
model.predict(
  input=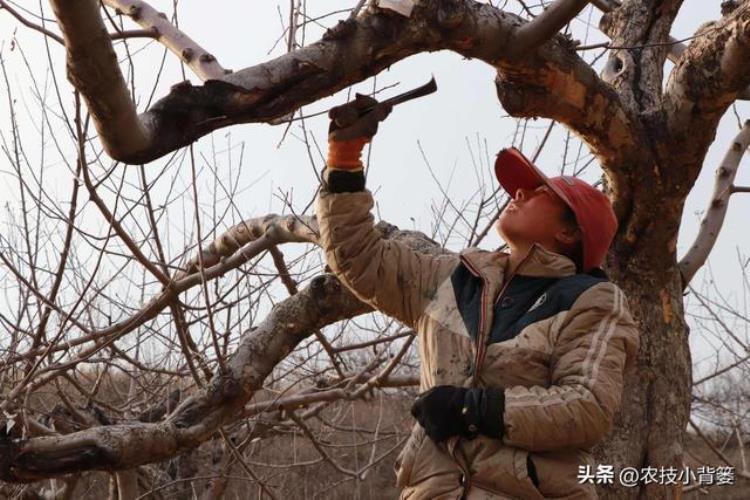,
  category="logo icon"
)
[528,292,547,312]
